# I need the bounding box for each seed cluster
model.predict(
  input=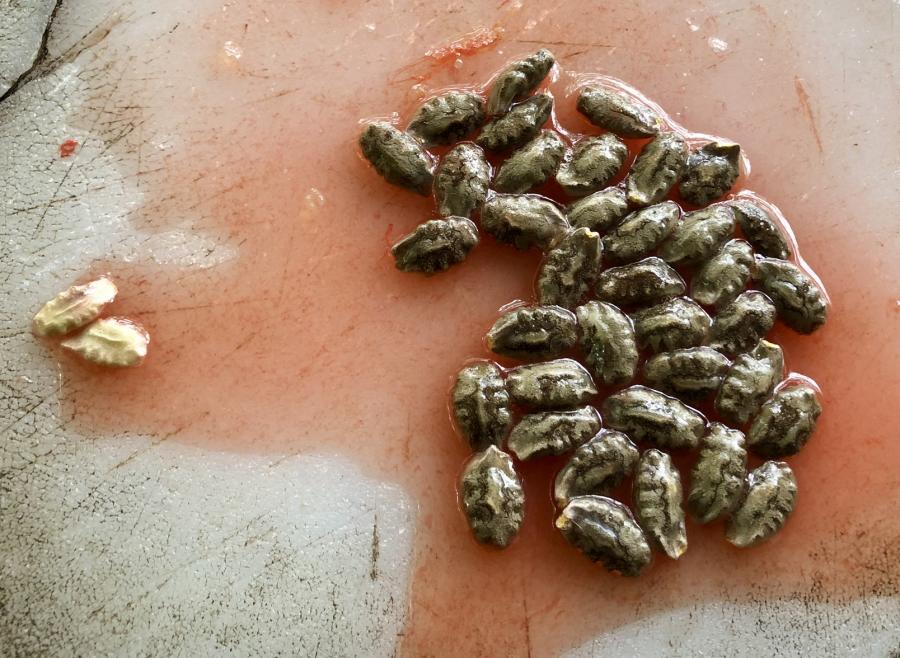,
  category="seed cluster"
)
[358,49,828,575]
